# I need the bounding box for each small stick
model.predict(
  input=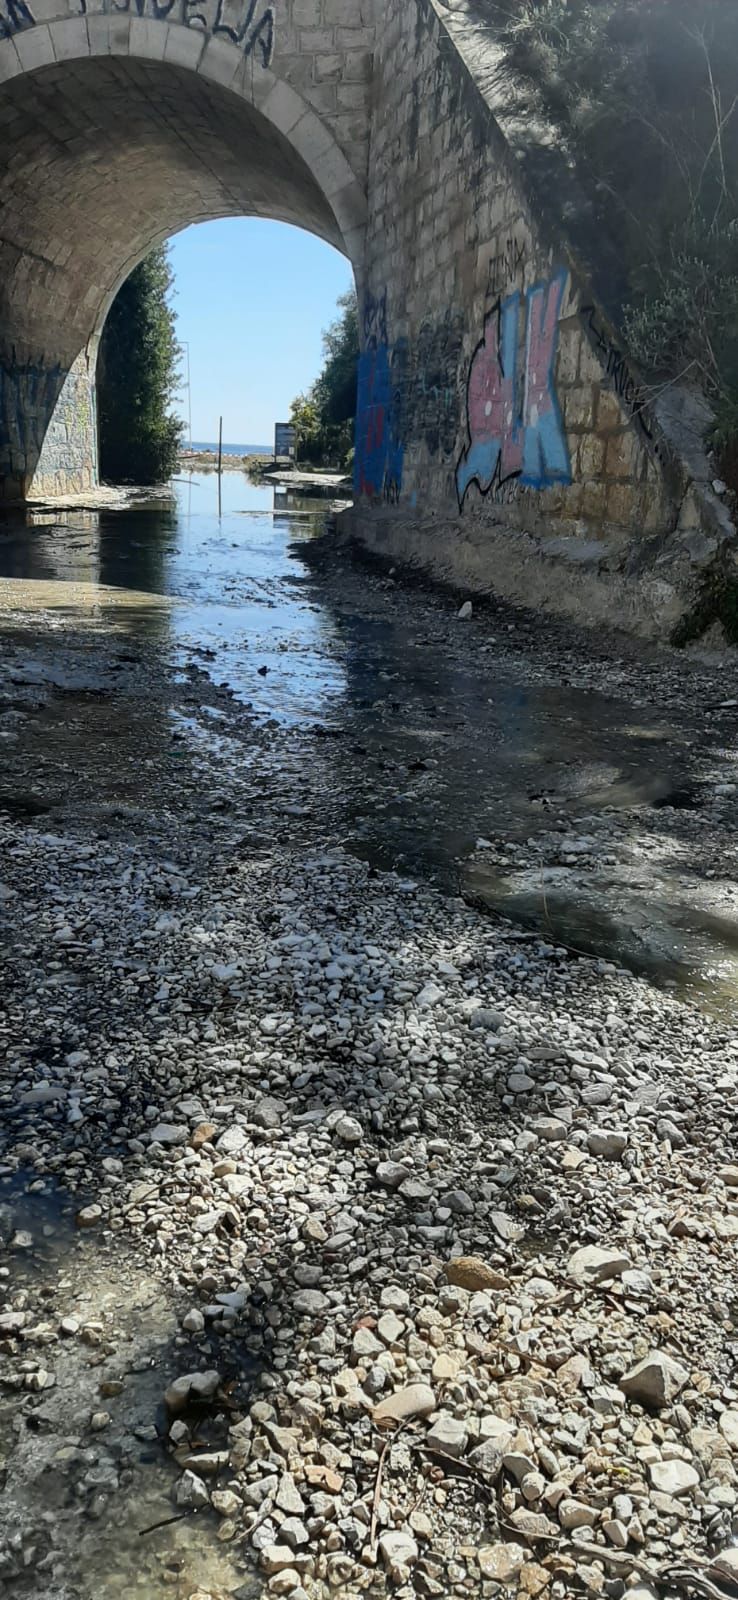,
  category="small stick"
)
[138,1511,191,1538]
[370,1420,408,1550]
